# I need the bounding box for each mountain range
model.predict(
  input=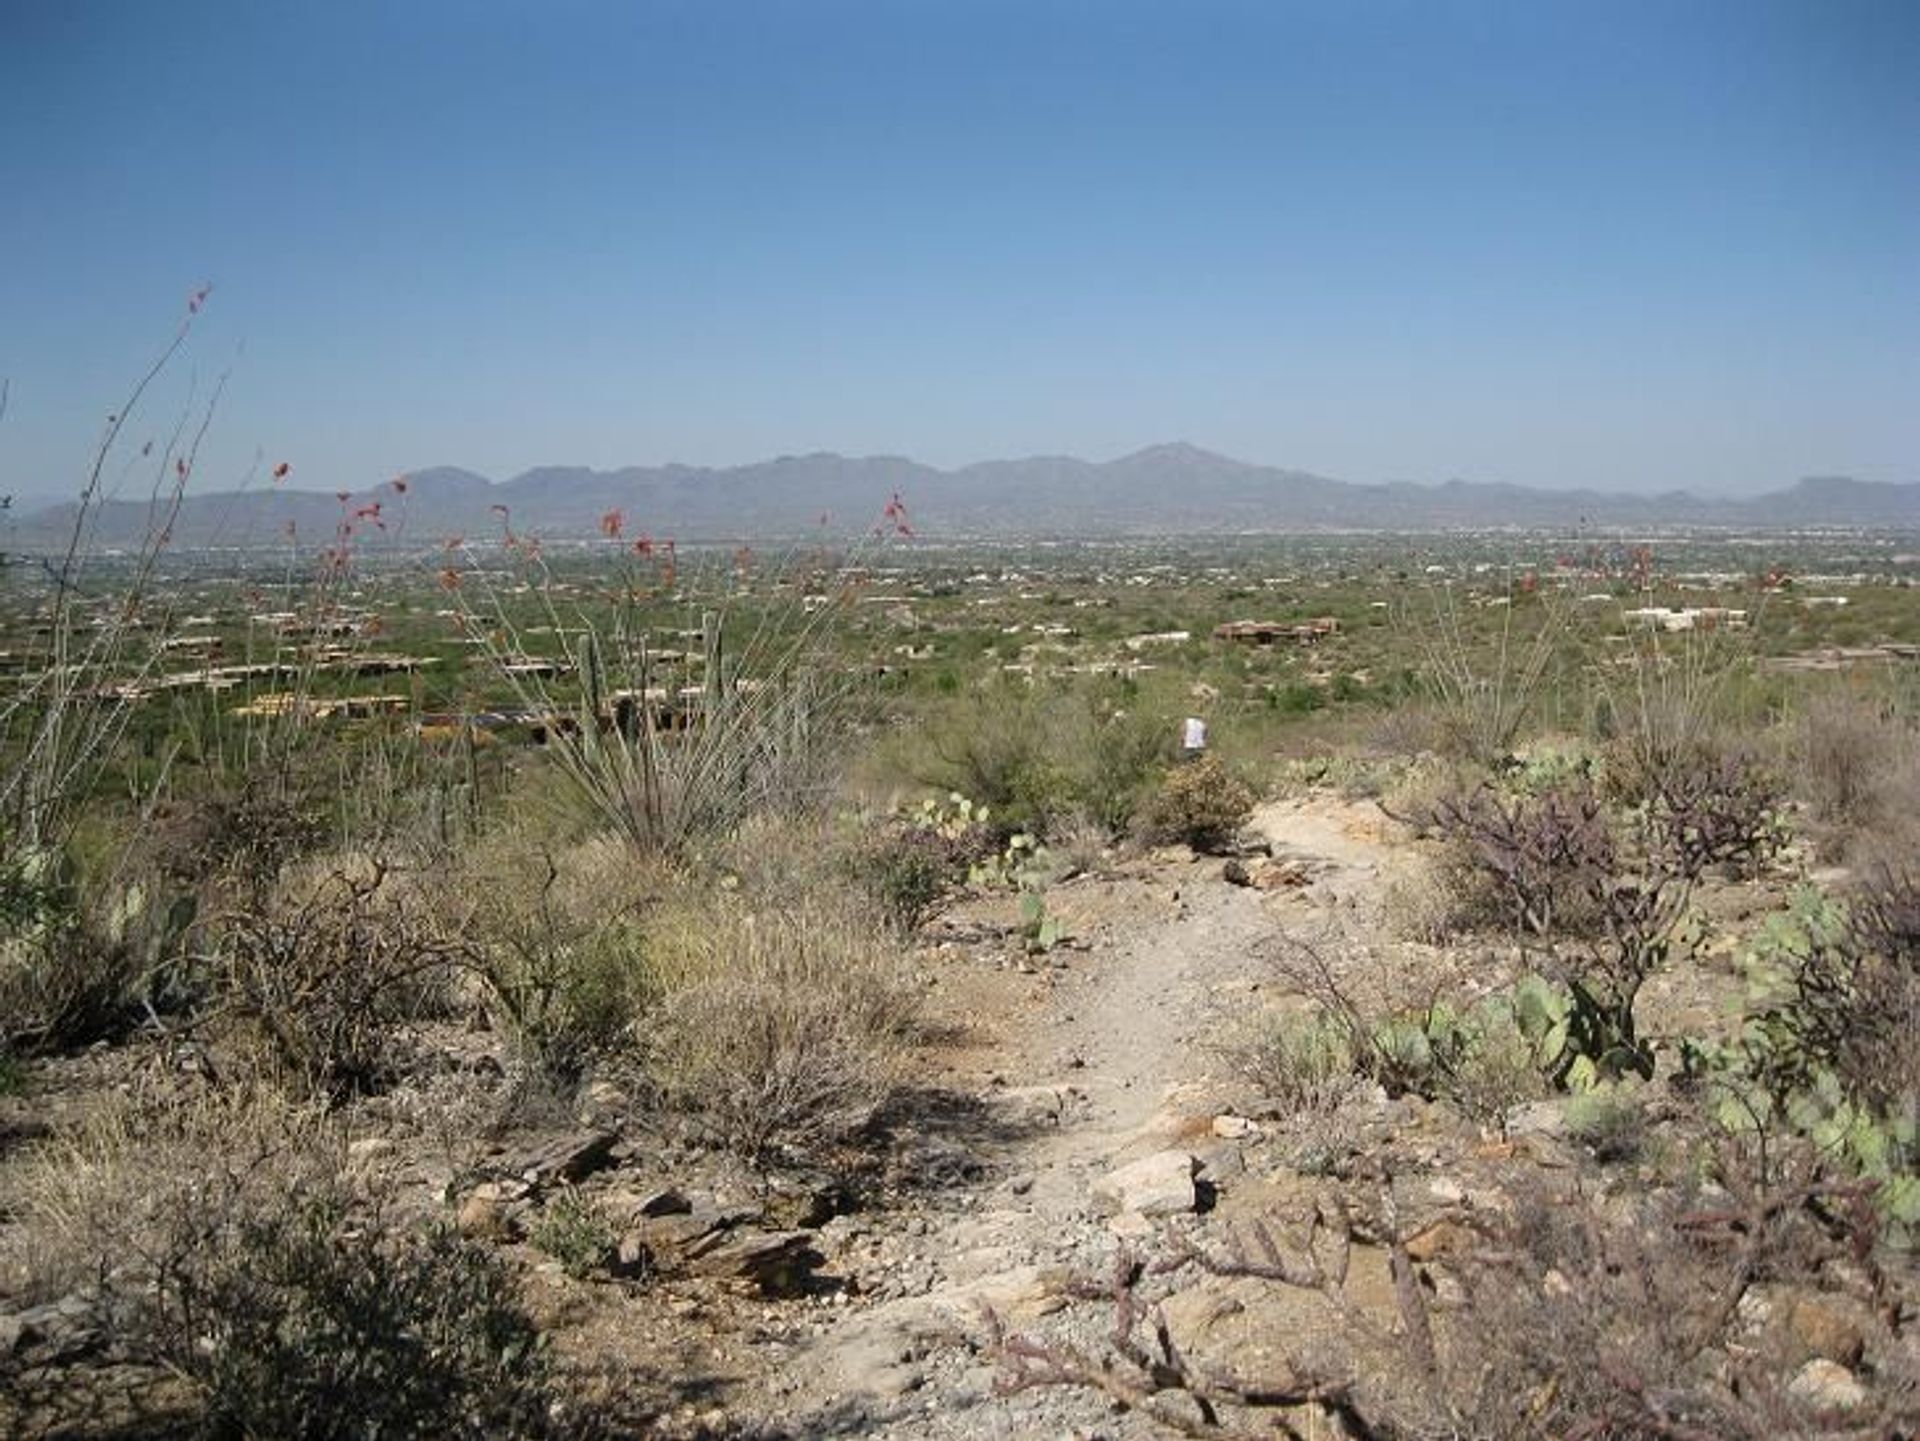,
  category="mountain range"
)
[8,444,1916,550]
